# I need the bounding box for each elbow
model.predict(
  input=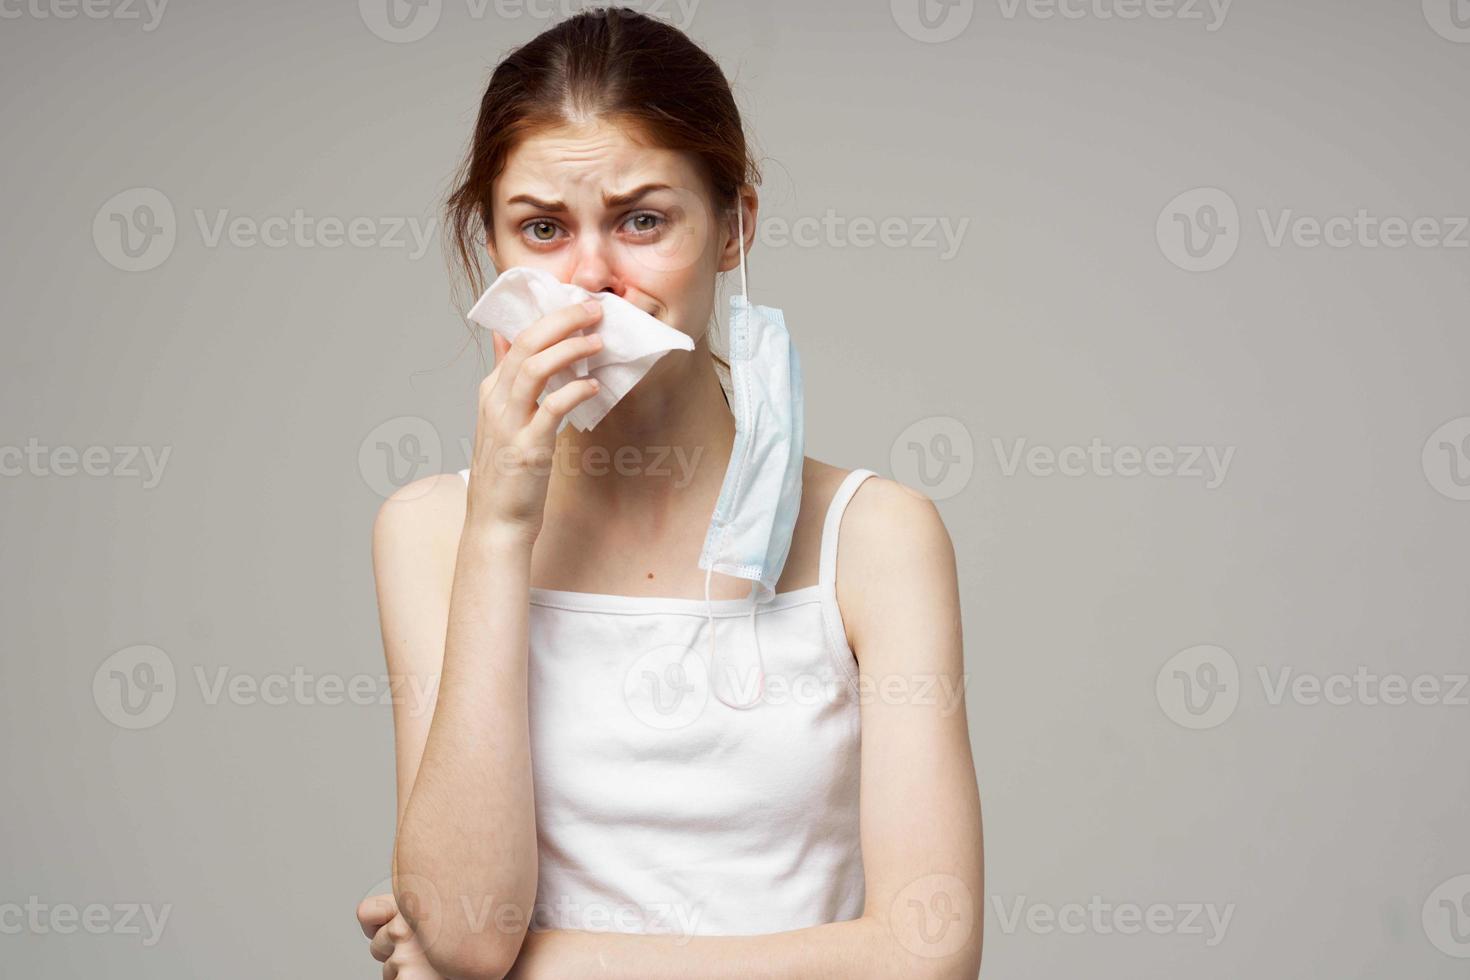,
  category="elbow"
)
[390,870,529,980]
[404,909,525,980]
[869,912,983,980]
[422,945,517,980]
